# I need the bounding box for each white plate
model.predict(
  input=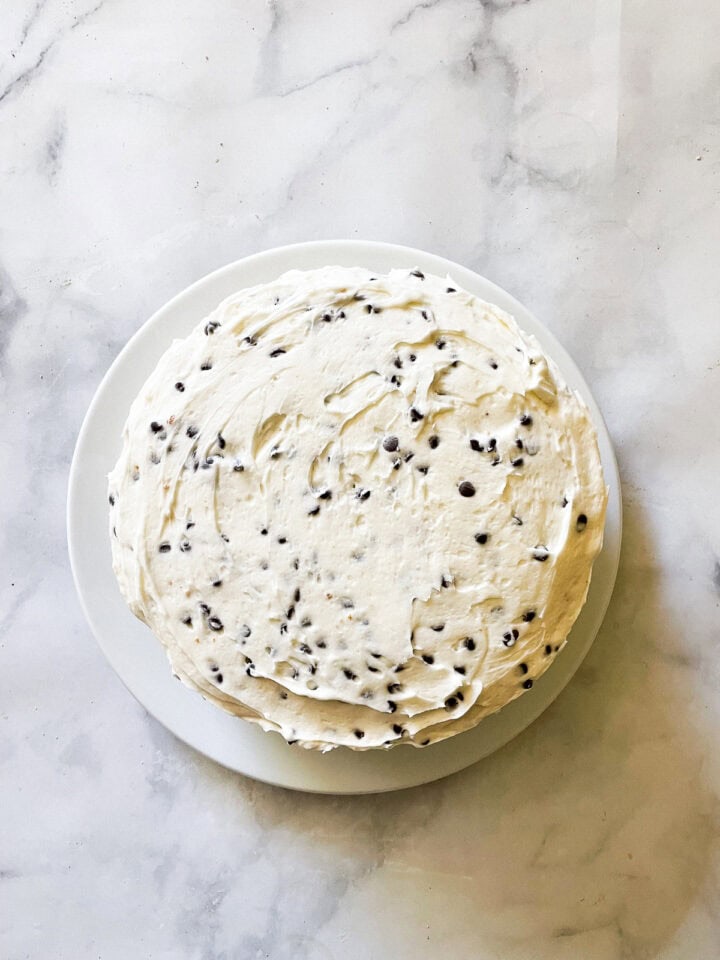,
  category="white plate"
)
[67,240,622,794]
